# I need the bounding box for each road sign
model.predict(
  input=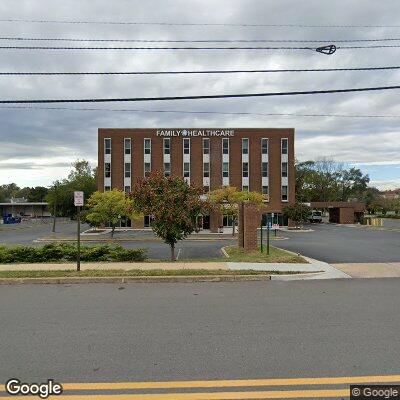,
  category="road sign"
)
[272,224,280,230]
[74,191,84,207]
